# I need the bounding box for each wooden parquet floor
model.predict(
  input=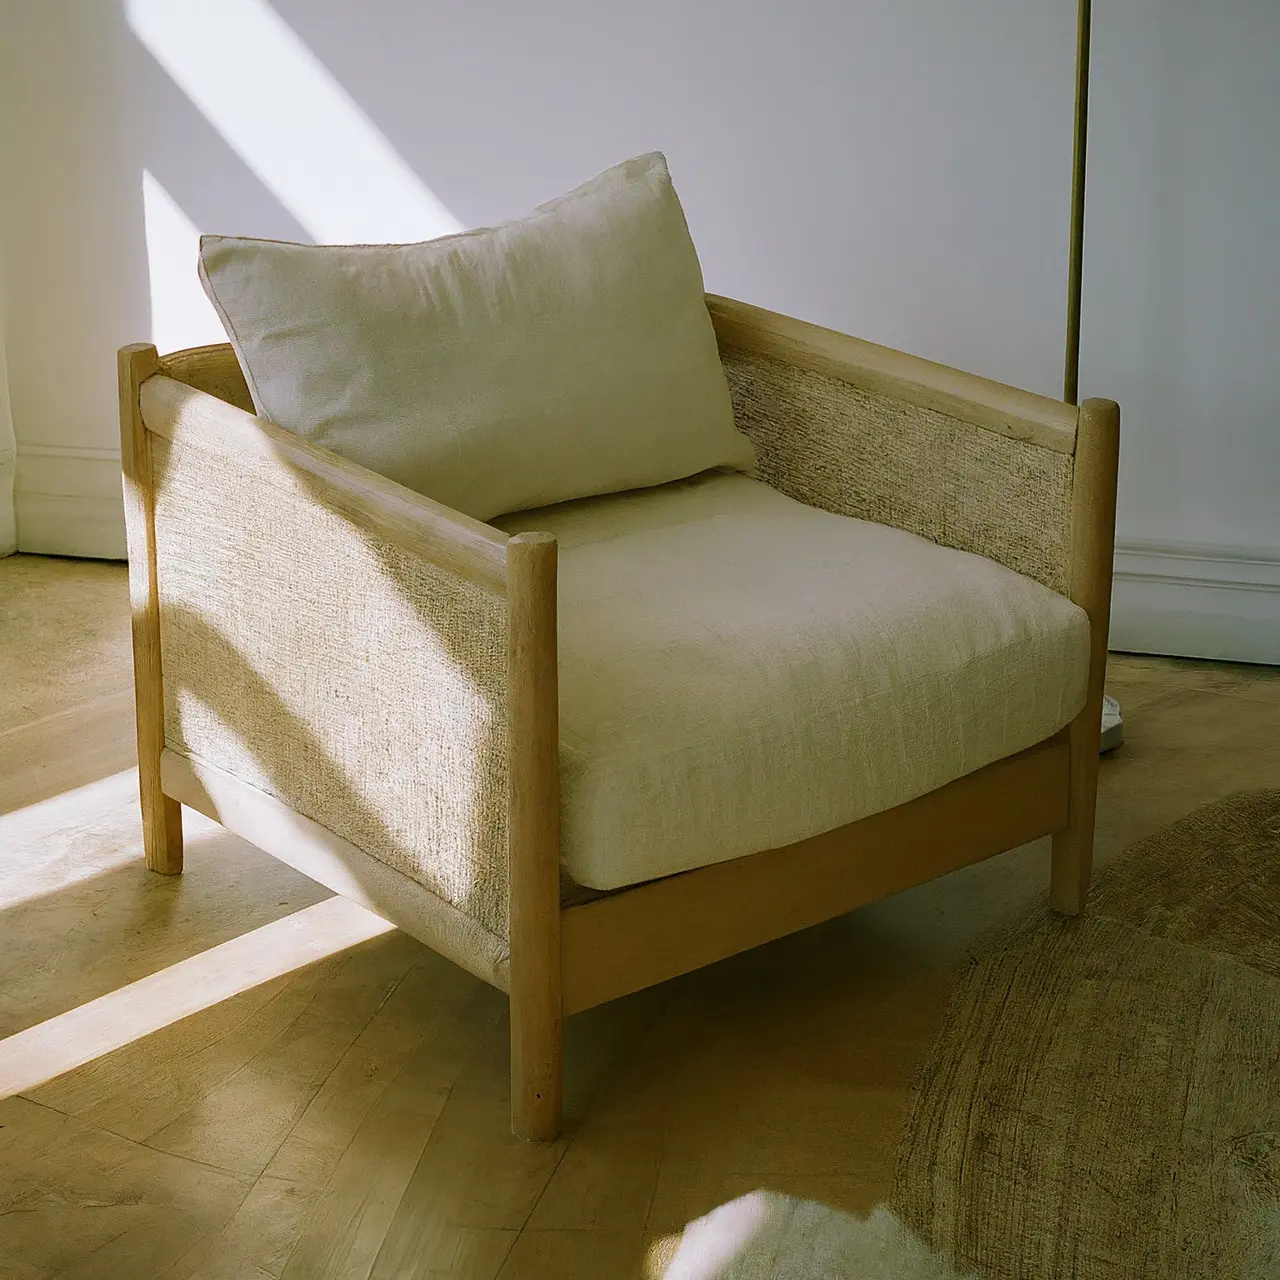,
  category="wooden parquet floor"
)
[2,553,1278,1278]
